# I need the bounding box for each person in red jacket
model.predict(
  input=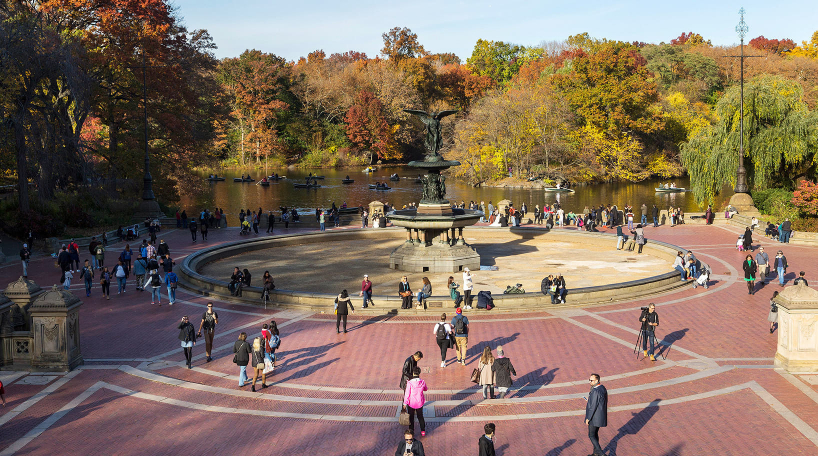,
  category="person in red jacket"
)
[360,274,374,308]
